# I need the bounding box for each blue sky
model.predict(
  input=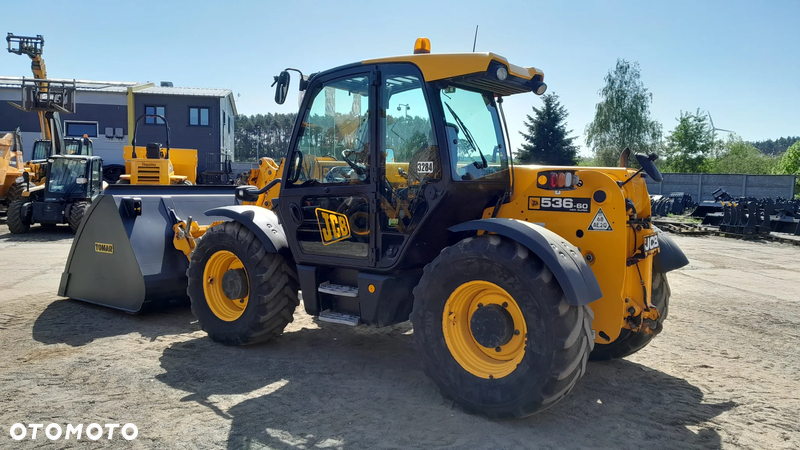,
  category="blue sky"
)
[4,0,798,156]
